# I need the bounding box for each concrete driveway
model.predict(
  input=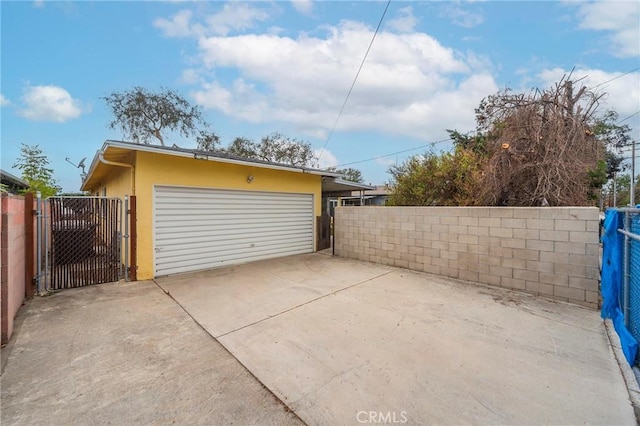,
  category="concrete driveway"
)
[156,253,635,425]
[1,281,301,425]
